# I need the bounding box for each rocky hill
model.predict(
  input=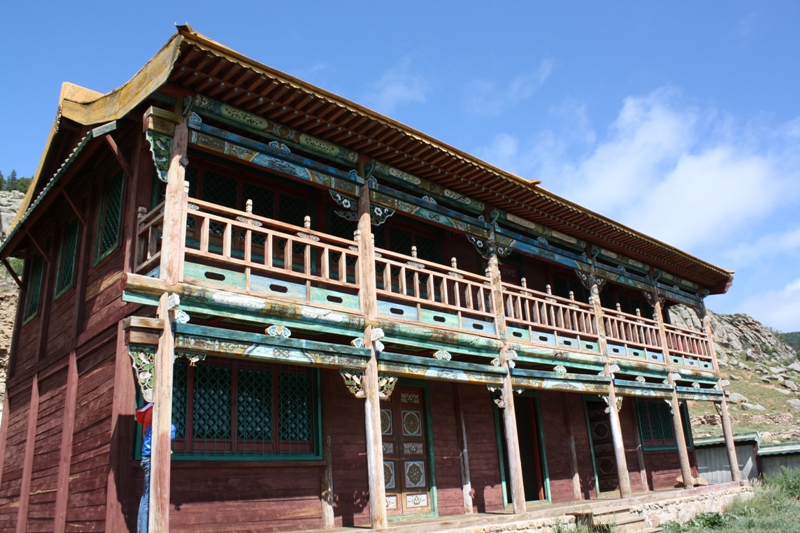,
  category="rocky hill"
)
[670,306,800,443]
[0,191,24,423]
